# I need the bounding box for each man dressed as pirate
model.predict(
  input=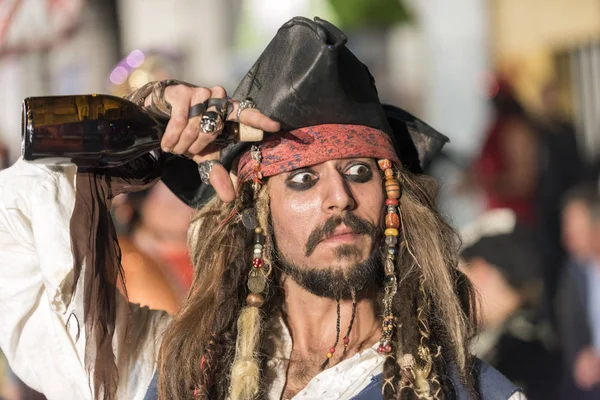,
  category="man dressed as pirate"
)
[0,17,523,400]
